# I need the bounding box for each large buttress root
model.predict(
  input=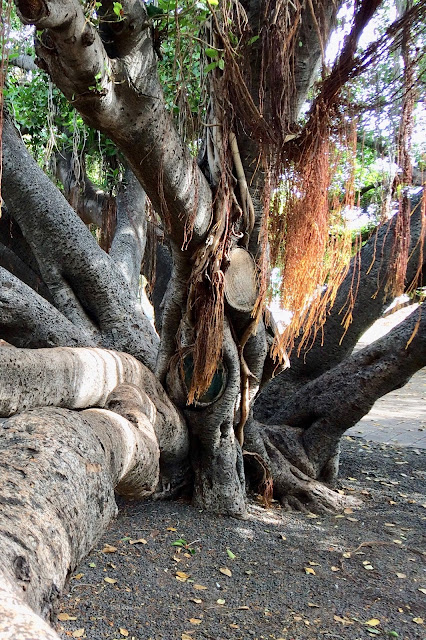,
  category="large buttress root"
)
[244,417,360,513]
